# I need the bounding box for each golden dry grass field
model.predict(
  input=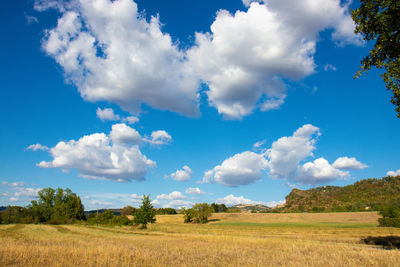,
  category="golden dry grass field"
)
[1,212,400,266]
